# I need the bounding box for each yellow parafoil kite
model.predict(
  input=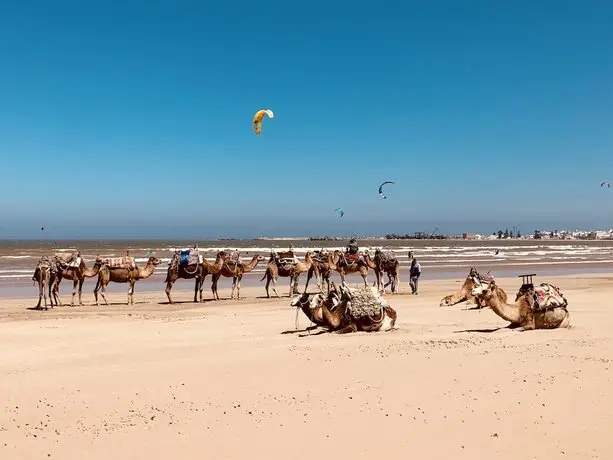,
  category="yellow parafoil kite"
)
[252,109,274,135]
